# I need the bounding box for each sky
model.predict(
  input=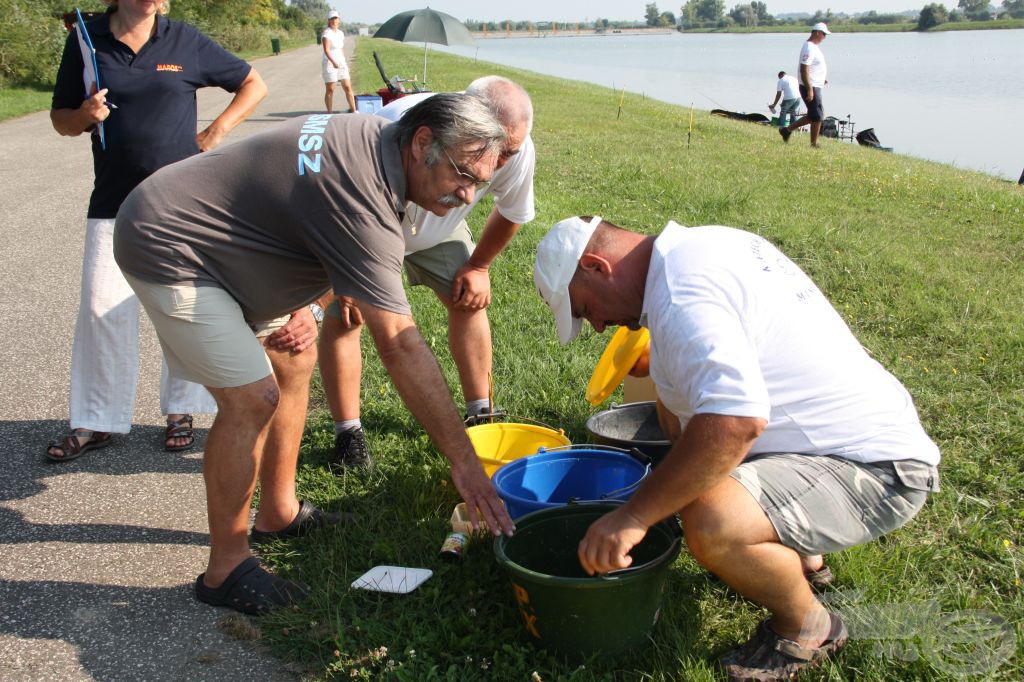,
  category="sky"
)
[336,1,925,24]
